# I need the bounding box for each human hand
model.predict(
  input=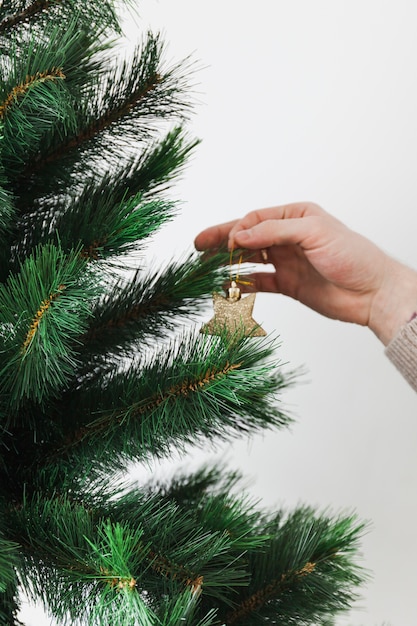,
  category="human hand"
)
[194,202,417,345]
